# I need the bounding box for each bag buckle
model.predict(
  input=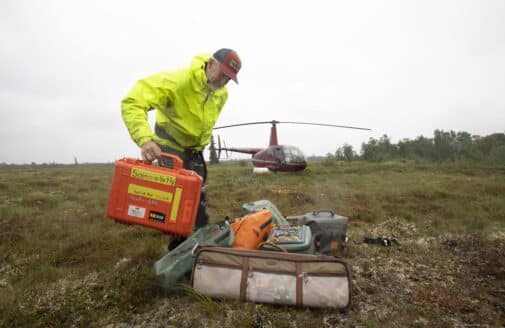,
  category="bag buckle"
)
[298,271,308,283]
[191,243,199,255]
[196,259,203,270]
